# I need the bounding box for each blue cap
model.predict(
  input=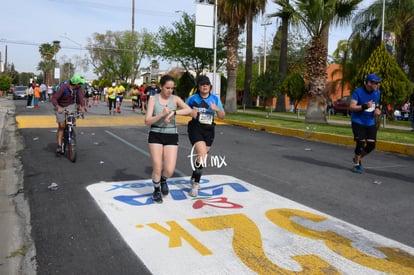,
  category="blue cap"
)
[365,73,382,82]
